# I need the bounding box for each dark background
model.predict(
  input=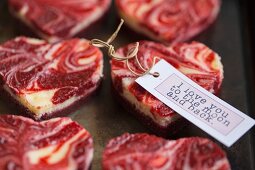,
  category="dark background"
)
[0,0,255,169]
